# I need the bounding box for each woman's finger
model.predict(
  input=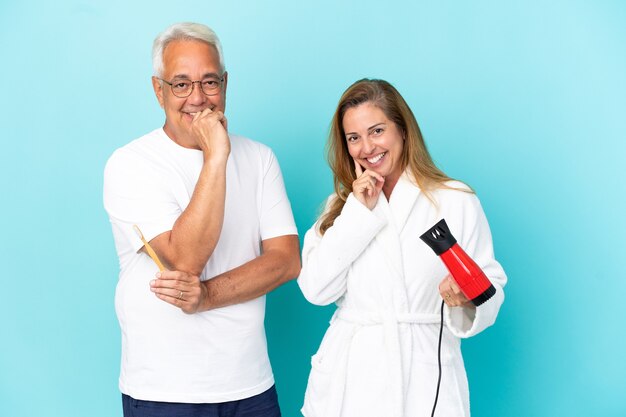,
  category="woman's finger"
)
[448,276,462,295]
[353,158,363,177]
